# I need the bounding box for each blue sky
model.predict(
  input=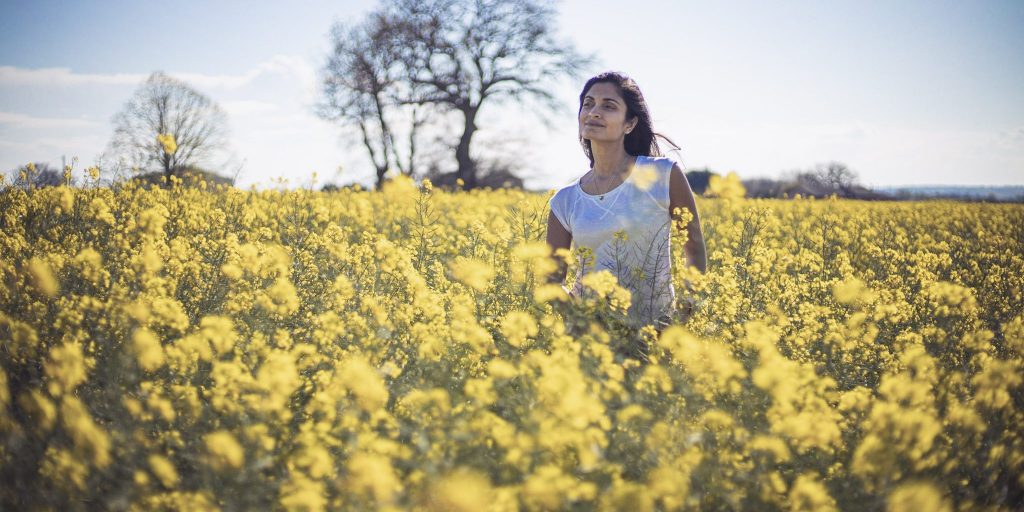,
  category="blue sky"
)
[1,0,1022,189]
